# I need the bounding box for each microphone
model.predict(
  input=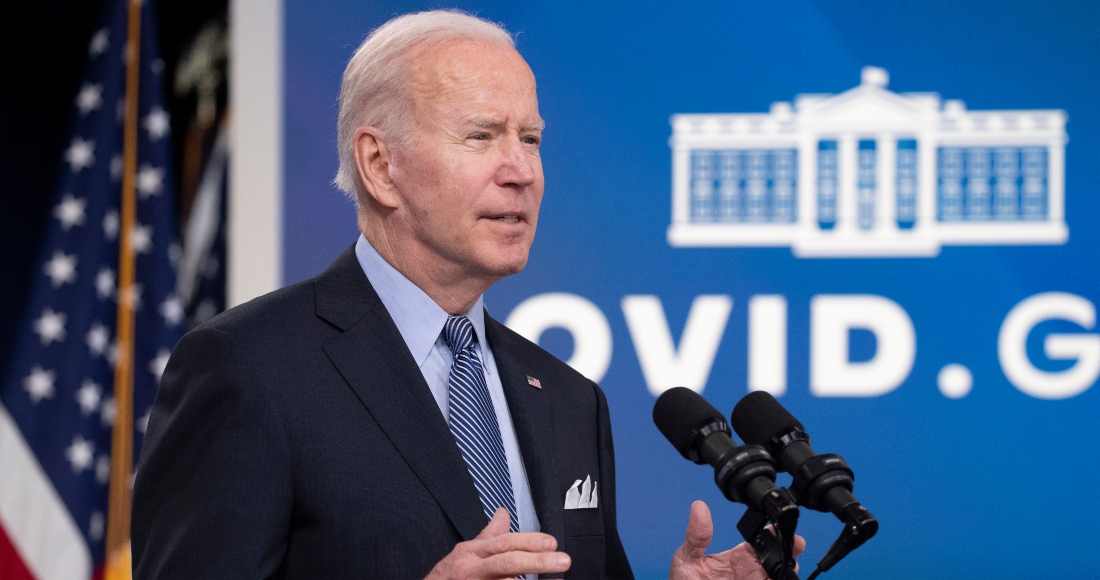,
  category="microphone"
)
[731,391,878,576]
[654,387,800,580]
